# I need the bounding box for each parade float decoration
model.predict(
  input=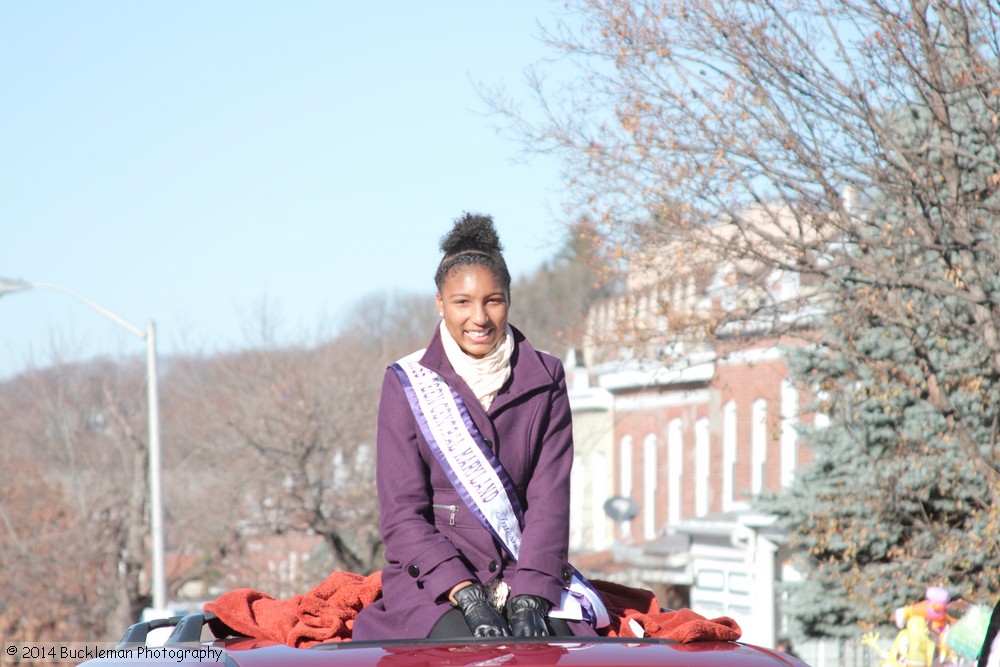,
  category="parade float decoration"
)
[863,586,993,666]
